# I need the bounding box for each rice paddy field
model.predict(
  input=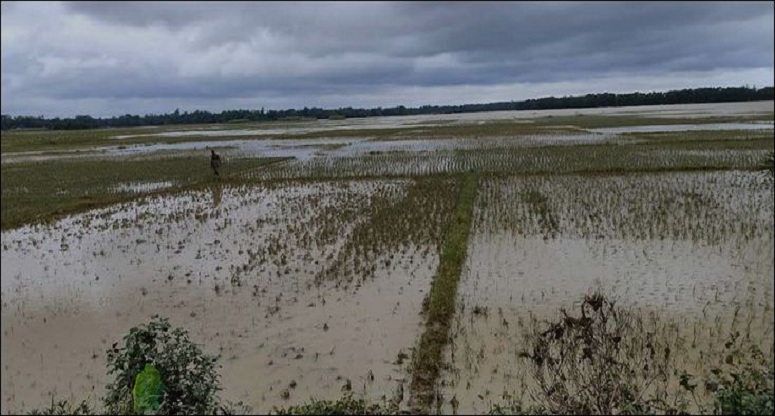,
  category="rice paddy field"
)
[1,101,773,414]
